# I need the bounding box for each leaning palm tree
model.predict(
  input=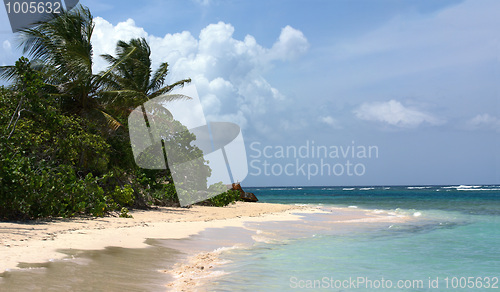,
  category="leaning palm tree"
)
[101,38,191,120]
[1,5,134,130]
